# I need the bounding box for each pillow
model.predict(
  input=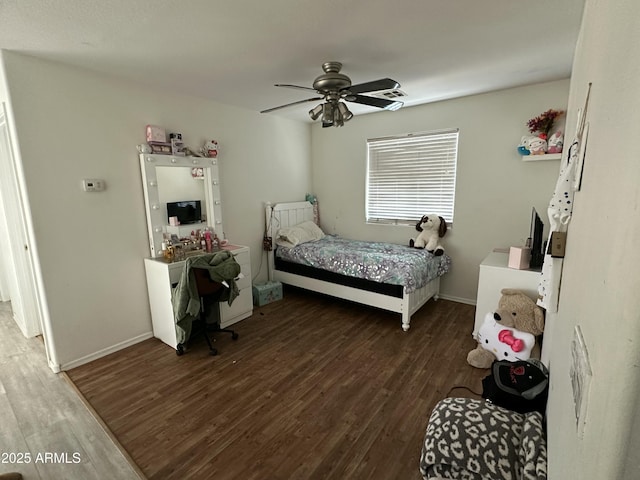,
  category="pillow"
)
[276,221,325,248]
